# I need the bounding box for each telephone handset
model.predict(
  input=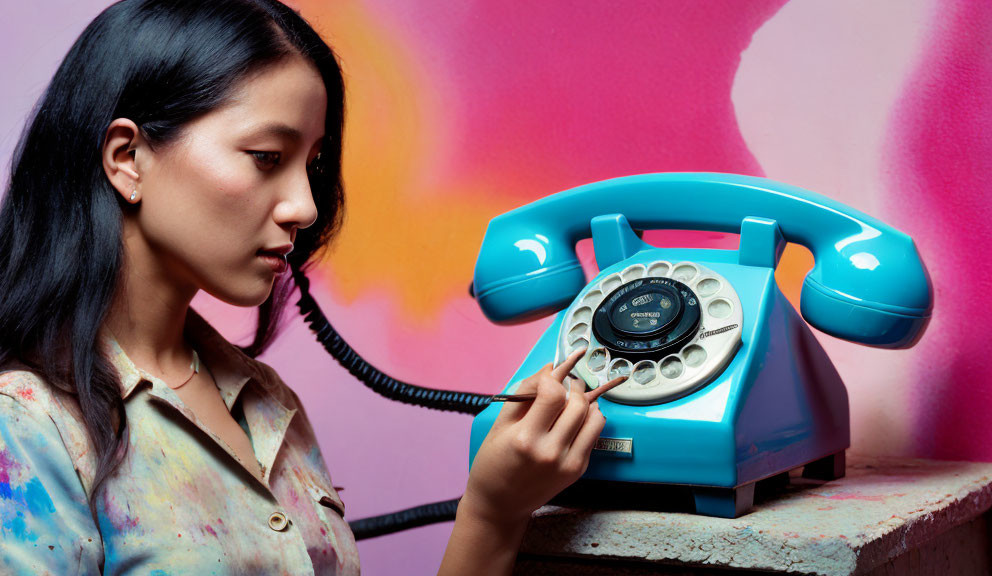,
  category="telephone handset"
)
[469,172,932,517]
[473,172,930,347]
